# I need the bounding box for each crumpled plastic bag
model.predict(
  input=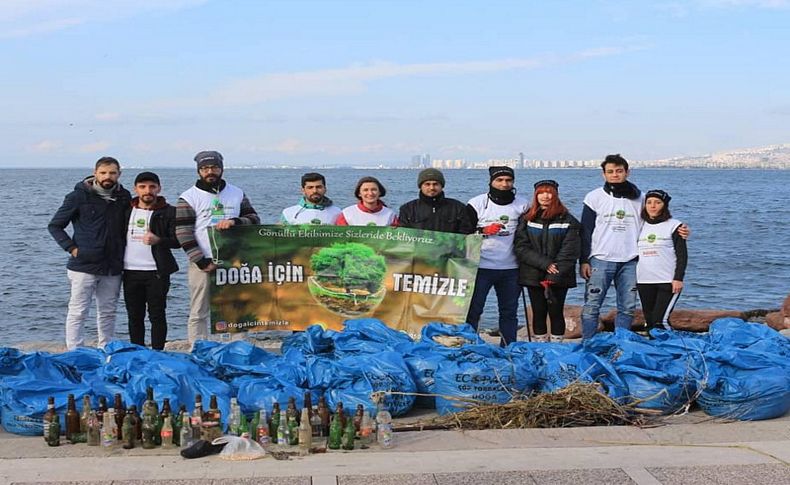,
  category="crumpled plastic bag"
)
[212,435,266,461]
